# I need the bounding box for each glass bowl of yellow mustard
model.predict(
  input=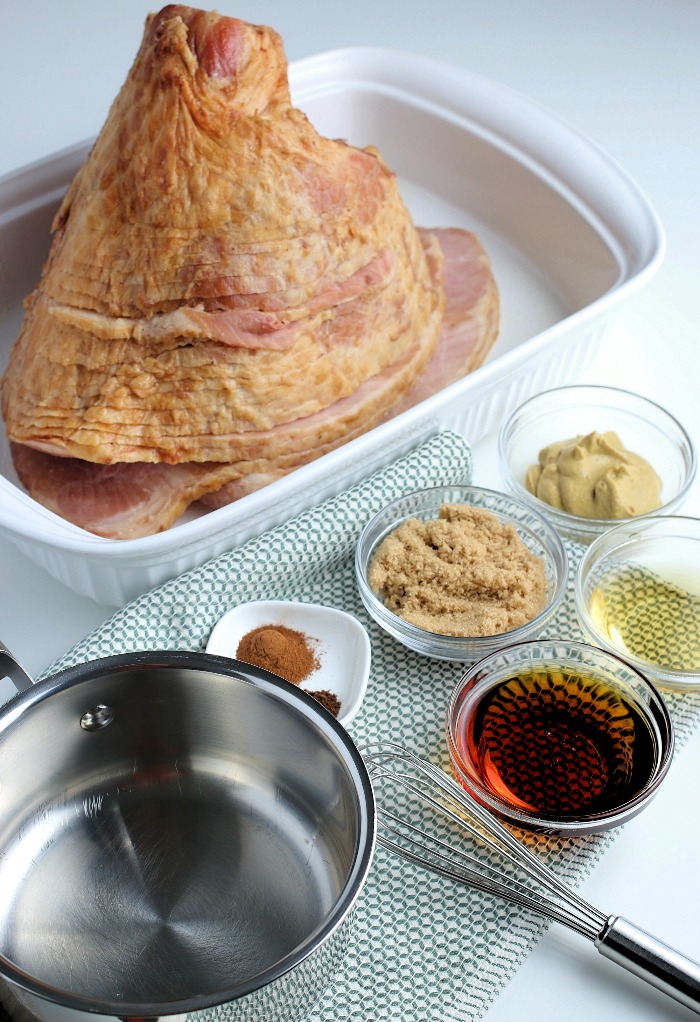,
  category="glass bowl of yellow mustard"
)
[355,484,568,661]
[498,385,696,544]
[575,514,700,690]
